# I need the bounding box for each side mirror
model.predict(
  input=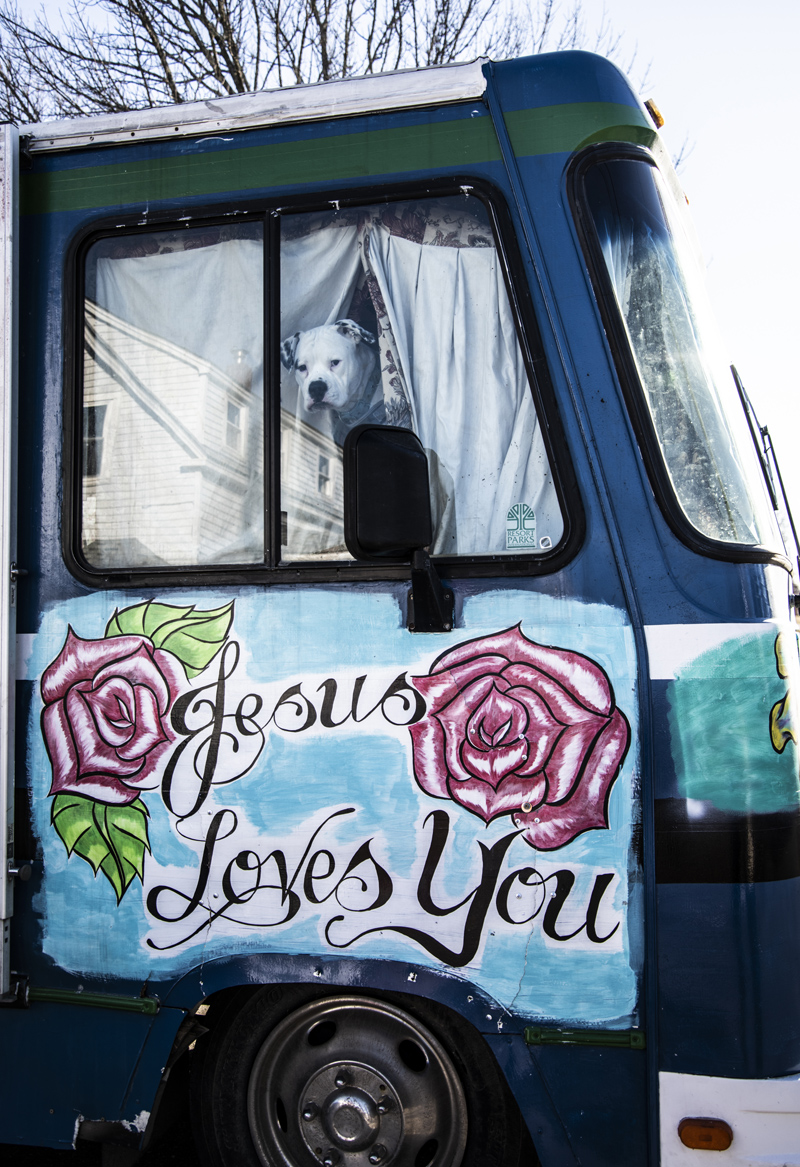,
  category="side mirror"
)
[343,424,433,559]
[343,424,454,634]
